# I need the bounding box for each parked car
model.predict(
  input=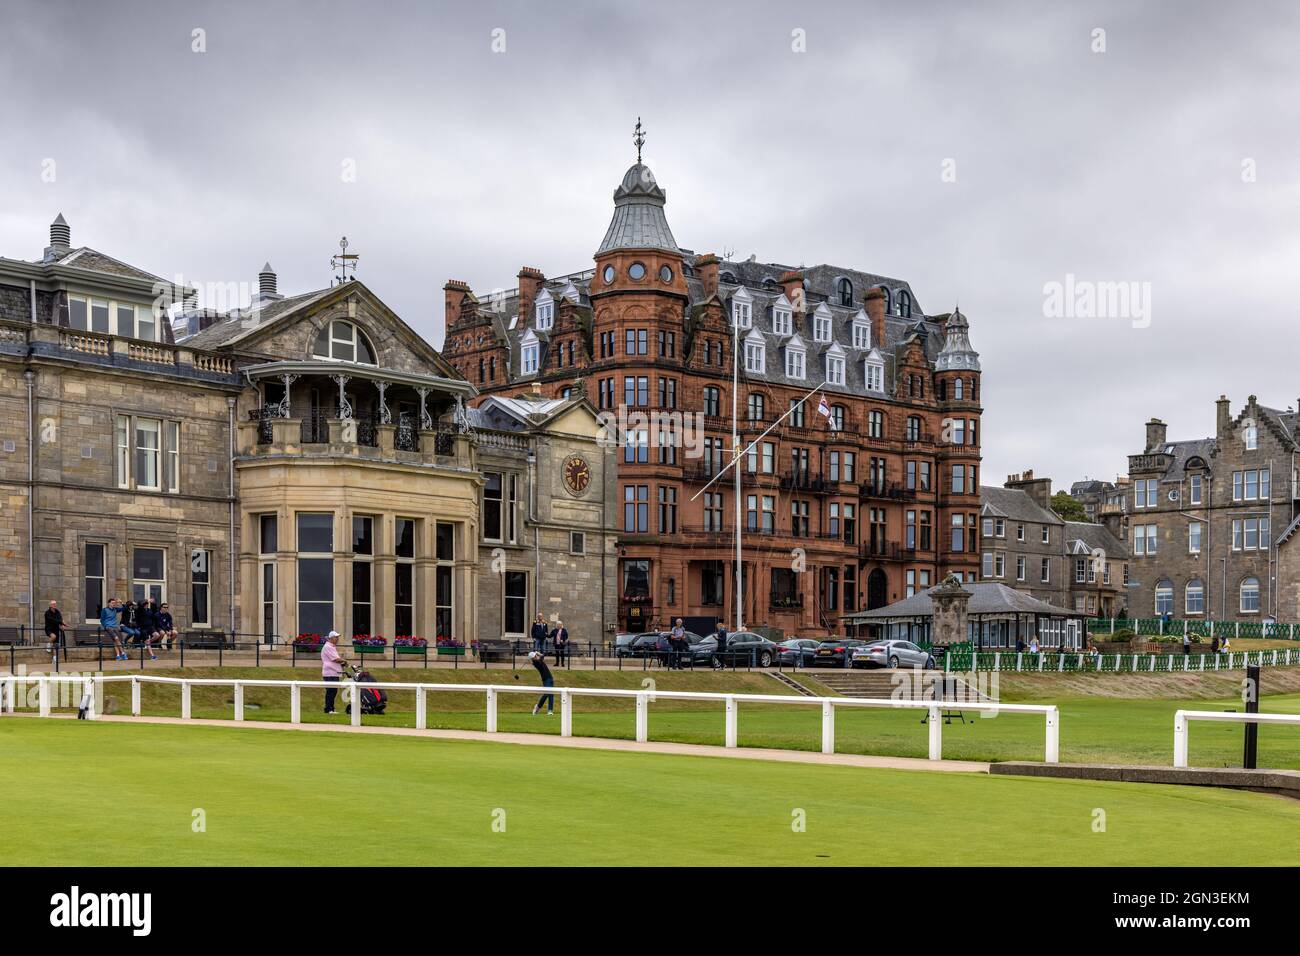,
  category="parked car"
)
[851,640,936,670]
[776,638,822,667]
[614,633,642,658]
[811,639,870,668]
[657,630,717,667]
[714,631,782,668]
